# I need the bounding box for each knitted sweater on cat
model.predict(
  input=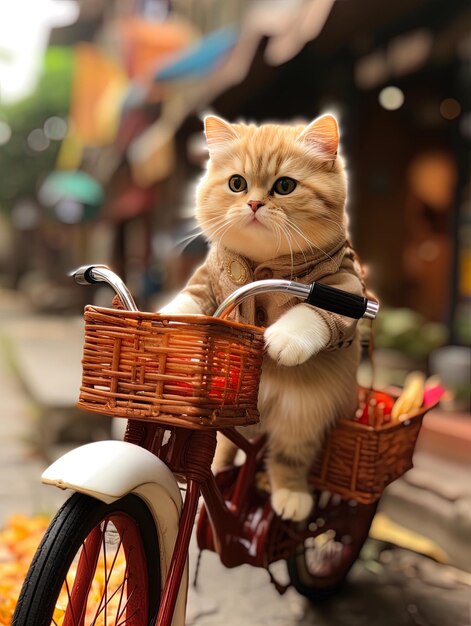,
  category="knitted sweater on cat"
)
[181,238,365,352]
